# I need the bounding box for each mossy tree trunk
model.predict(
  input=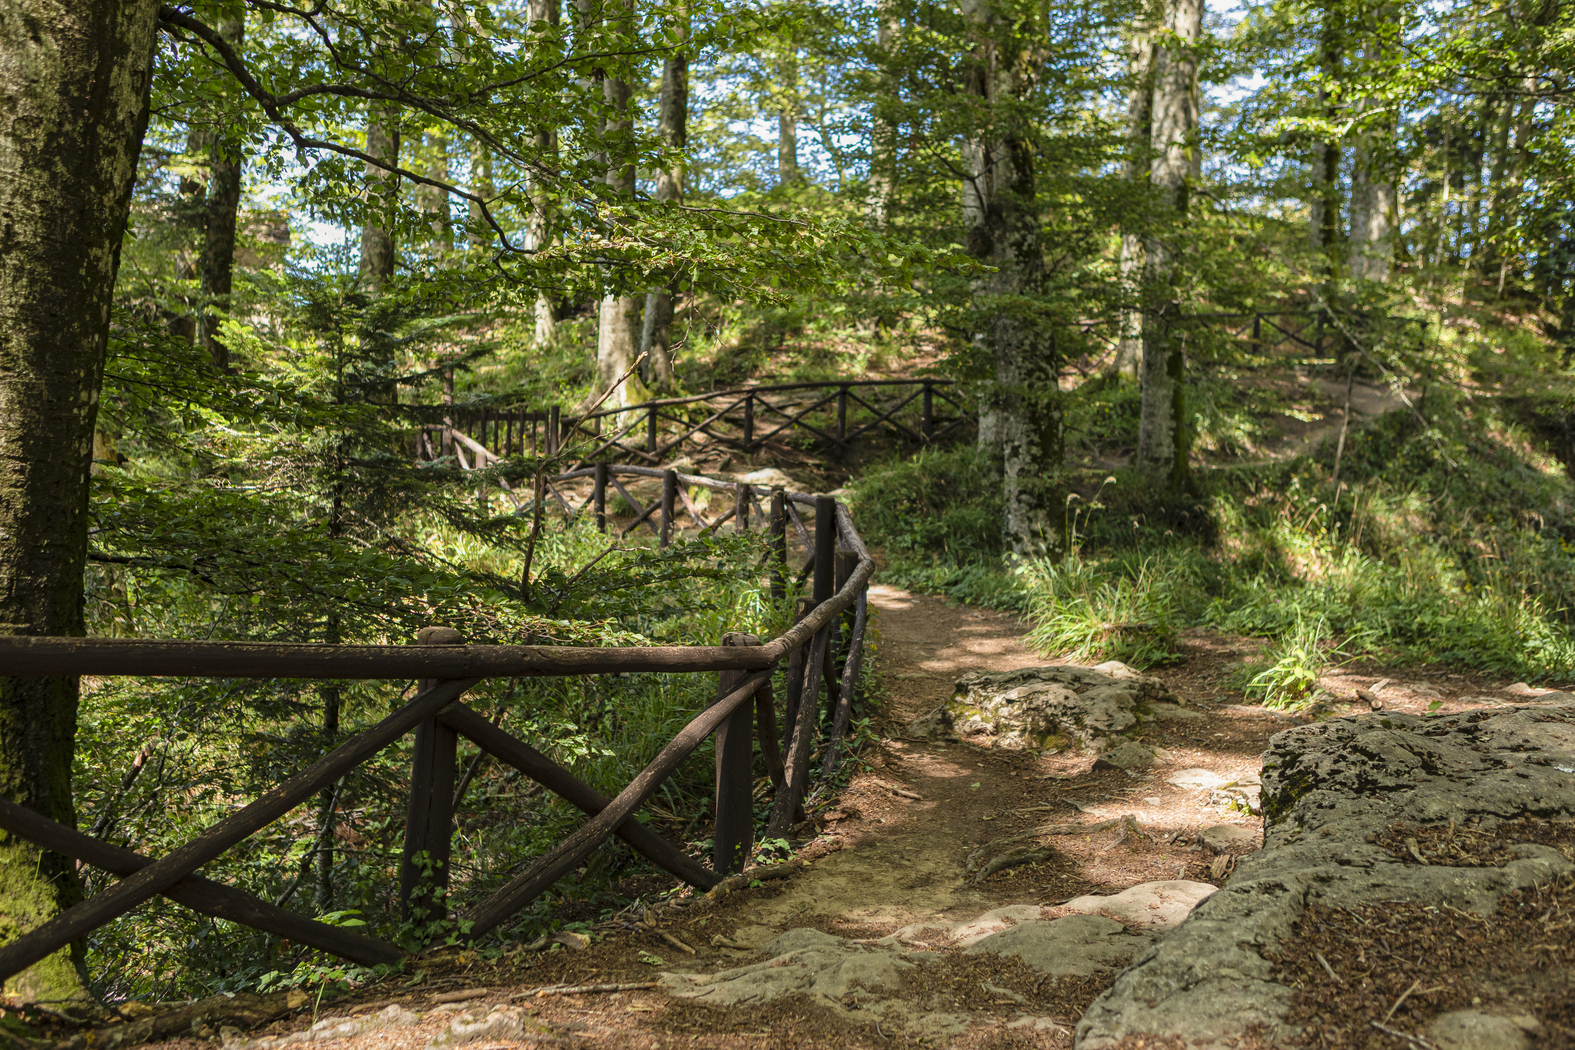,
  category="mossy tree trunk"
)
[1134,0,1201,492]
[961,0,1062,559]
[0,0,161,1001]
[640,4,688,391]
